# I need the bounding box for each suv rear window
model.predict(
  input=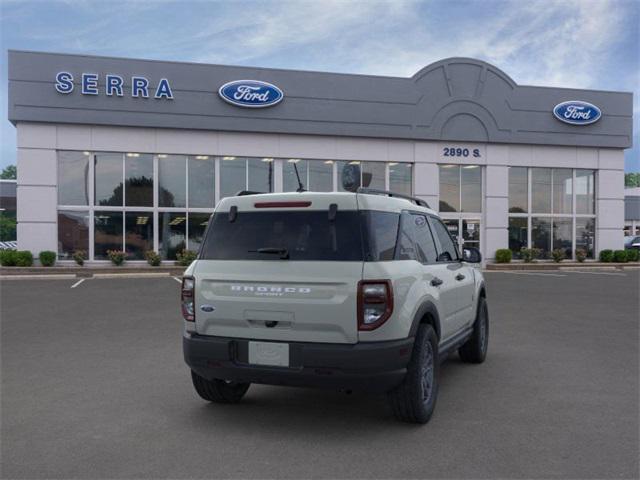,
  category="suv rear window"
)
[200,210,364,261]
